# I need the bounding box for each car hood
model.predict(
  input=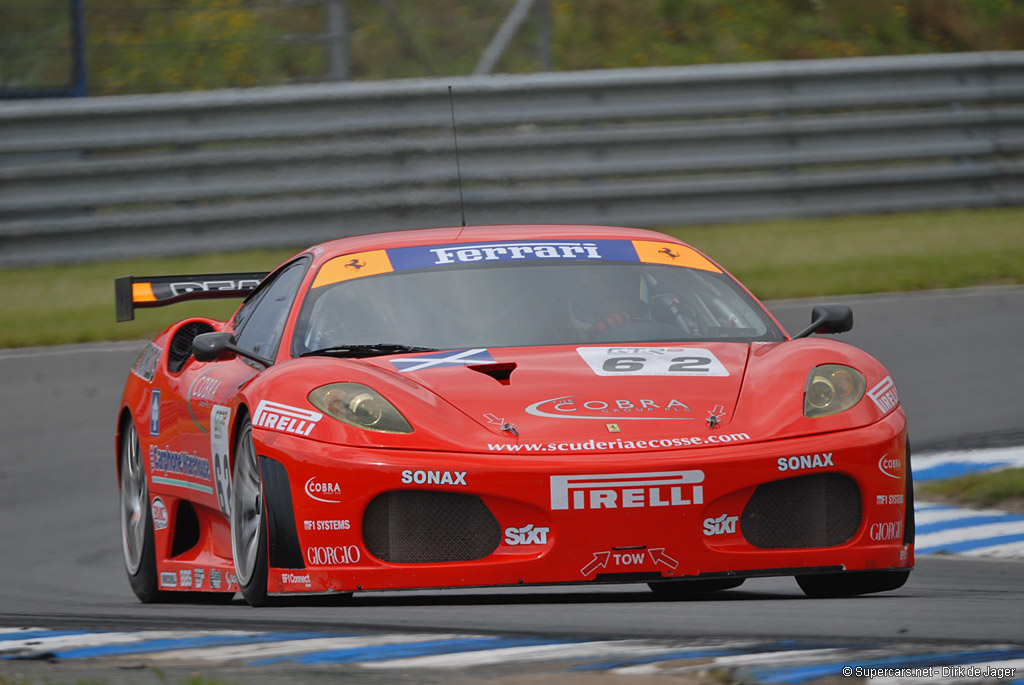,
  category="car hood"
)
[363,343,751,445]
